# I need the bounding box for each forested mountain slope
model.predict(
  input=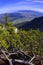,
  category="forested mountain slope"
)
[14,17,43,31]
